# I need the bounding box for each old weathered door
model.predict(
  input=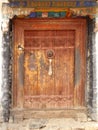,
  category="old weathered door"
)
[13,18,86,110]
[24,30,74,109]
